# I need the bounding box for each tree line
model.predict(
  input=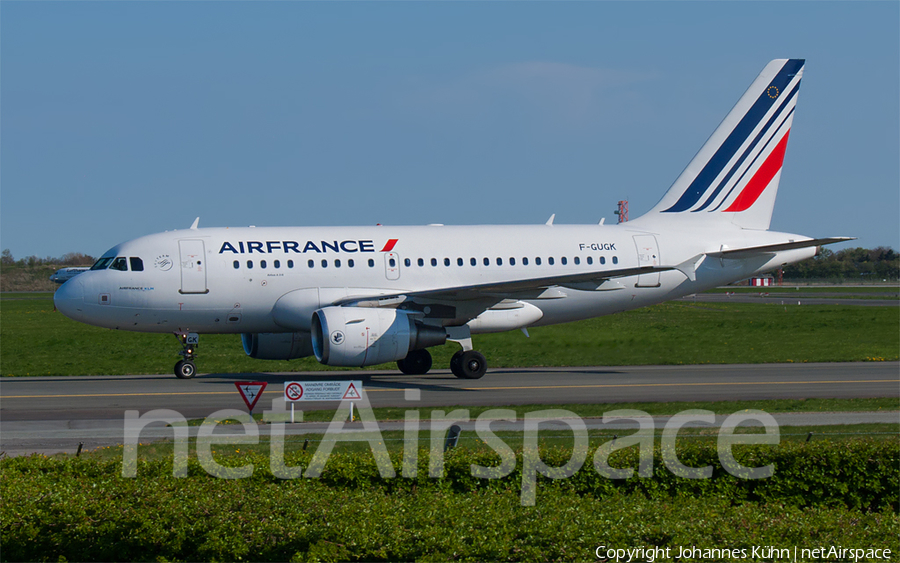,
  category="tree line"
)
[781,246,898,280]
[1,249,96,268]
